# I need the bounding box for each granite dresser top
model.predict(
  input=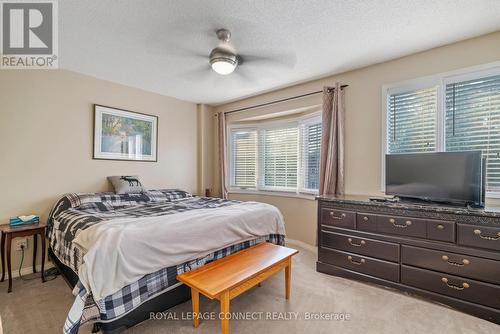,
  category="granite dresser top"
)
[316,194,500,220]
